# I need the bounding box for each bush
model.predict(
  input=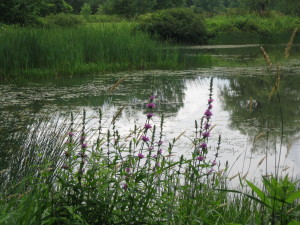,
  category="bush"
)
[39,13,86,27]
[138,8,208,44]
